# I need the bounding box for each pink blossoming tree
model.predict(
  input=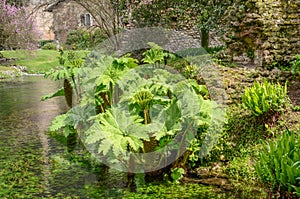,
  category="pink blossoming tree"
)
[0,0,39,50]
